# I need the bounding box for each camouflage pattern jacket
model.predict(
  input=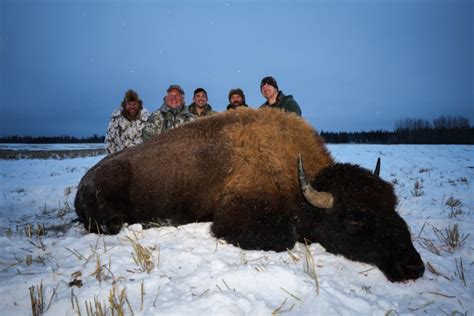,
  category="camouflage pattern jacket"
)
[105,108,150,154]
[188,103,216,117]
[143,104,196,140]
